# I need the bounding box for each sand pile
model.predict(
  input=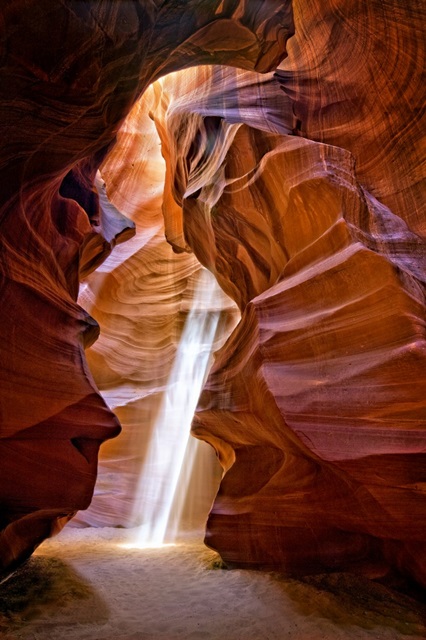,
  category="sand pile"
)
[0,527,425,640]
